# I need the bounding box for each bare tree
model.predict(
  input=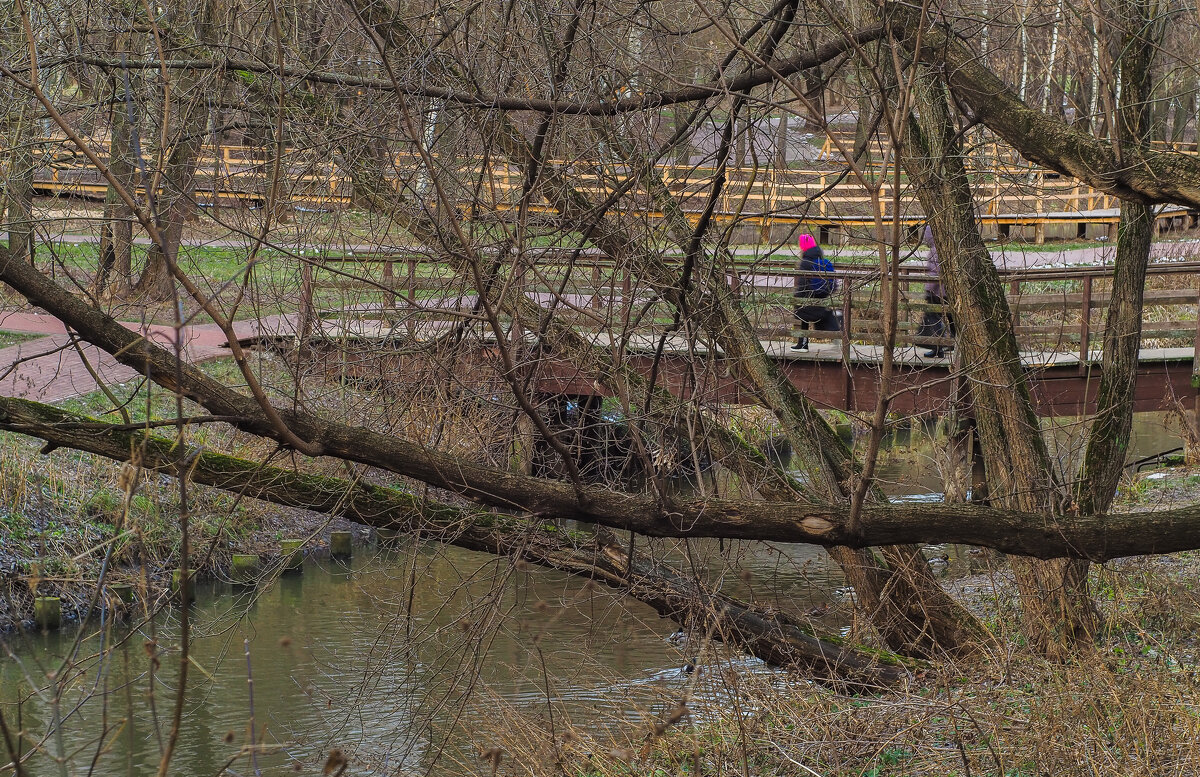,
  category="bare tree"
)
[5,0,1200,769]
